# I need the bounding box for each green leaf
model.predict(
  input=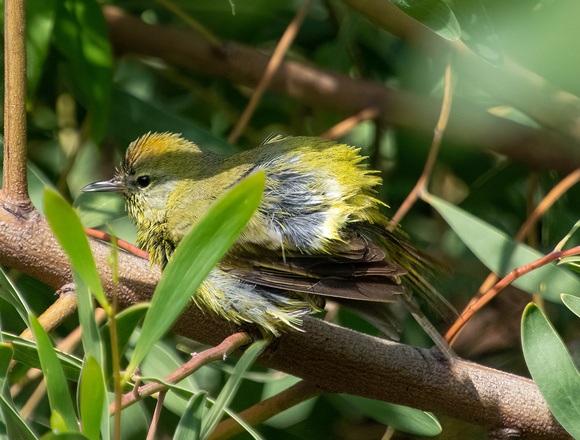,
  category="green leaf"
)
[451,0,503,65]
[2,332,82,381]
[41,433,90,440]
[0,267,32,327]
[74,270,103,366]
[562,294,580,319]
[44,189,110,313]
[27,162,59,214]
[0,395,38,440]
[110,395,150,439]
[52,0,112,141]
[0,343,14,394]
[29,314,79,432]
[79,356,106,440]
[125,171,265,378]
[522,303,580,439]
[424,194,580,302]
[26,0,56,99]
[200,339,268,439]
[340,395,441,436]
[173,392,207,440]
[51,411,68,434]
[559,256,580,274]
[391,0,461,40]
[73,192,126,229]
